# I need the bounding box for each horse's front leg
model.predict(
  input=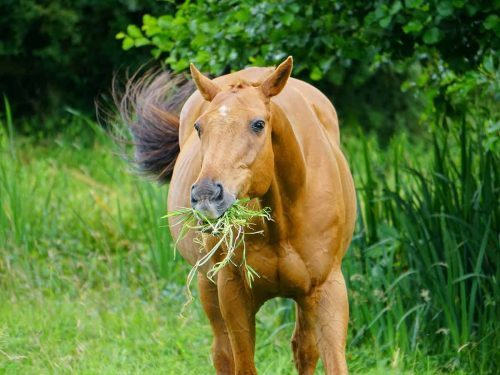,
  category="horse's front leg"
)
[217,268,257,375]
[297,267,349,375]
[291,302,320,375]
[198,273,235,374]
